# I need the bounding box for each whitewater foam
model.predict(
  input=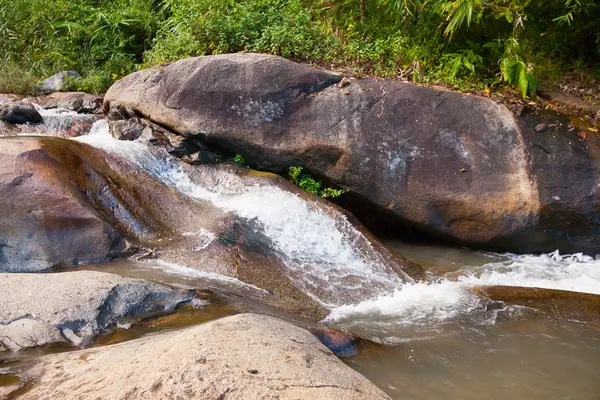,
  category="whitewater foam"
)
[326,250,600,339]
[457,251,600,295]
[73,121,408,306]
